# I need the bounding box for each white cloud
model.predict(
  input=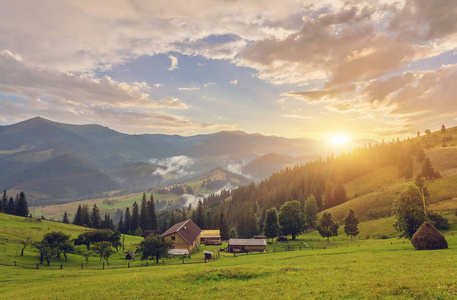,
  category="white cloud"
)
[151,156,194,178]
[167,55,178,71]
[230,79,238,85]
